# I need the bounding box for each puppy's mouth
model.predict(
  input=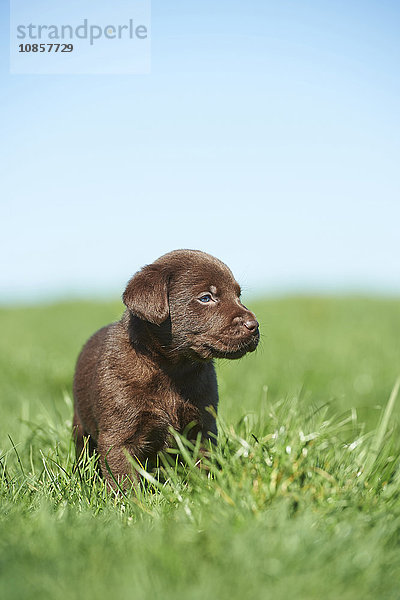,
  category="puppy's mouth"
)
[203,331,260,360]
